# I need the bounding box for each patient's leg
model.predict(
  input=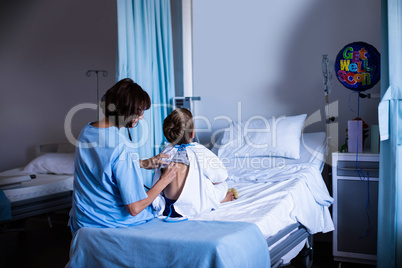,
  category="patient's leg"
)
[221,191,234,203]
[213,182,235,203]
